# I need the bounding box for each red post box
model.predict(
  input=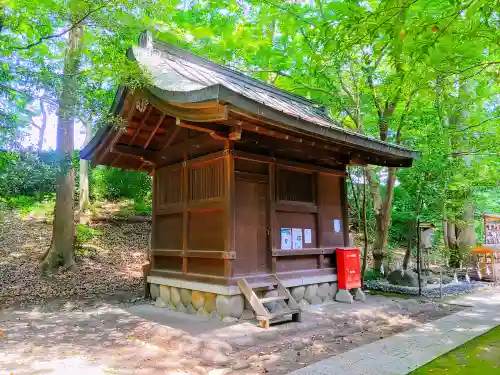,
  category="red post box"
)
[336,248,361,290]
